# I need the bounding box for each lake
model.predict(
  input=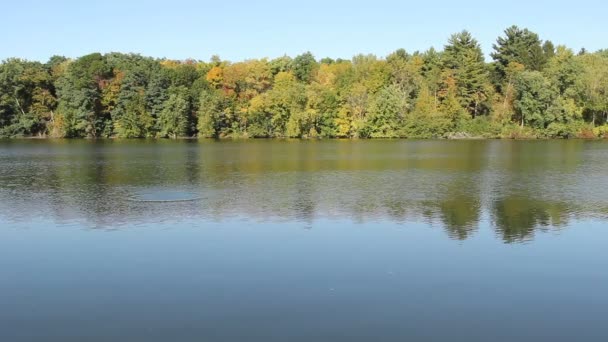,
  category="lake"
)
[1,140,607,341]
